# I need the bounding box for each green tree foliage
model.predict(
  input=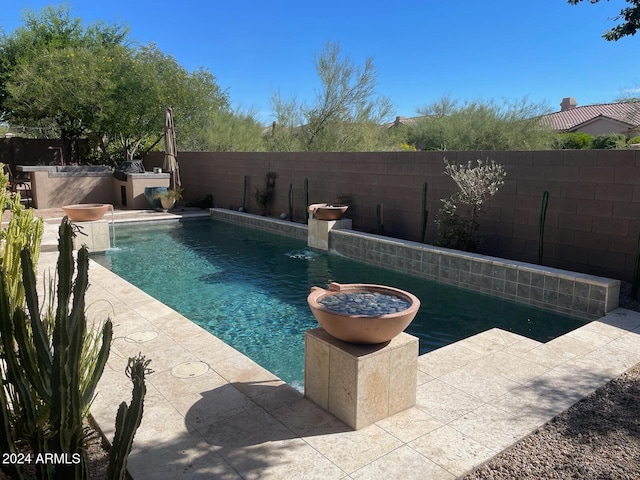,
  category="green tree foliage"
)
[265,41,395,151]
[1,5,262,163]
[402,96,555,151]
[553,132,593,149]
[590,132,628,148]
[568,0,640,40]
